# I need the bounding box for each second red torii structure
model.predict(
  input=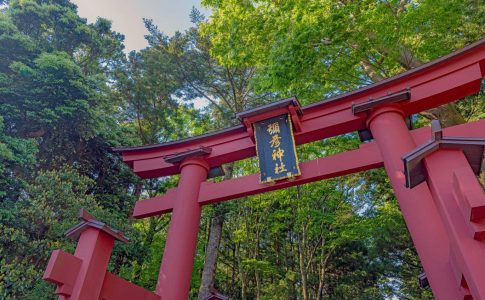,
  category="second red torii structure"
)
[45,39,485,299]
